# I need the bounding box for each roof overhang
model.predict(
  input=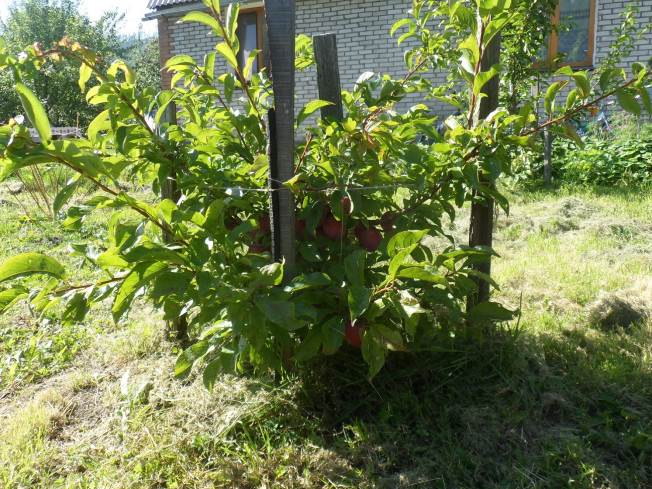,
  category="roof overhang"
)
[144,0,263,21]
